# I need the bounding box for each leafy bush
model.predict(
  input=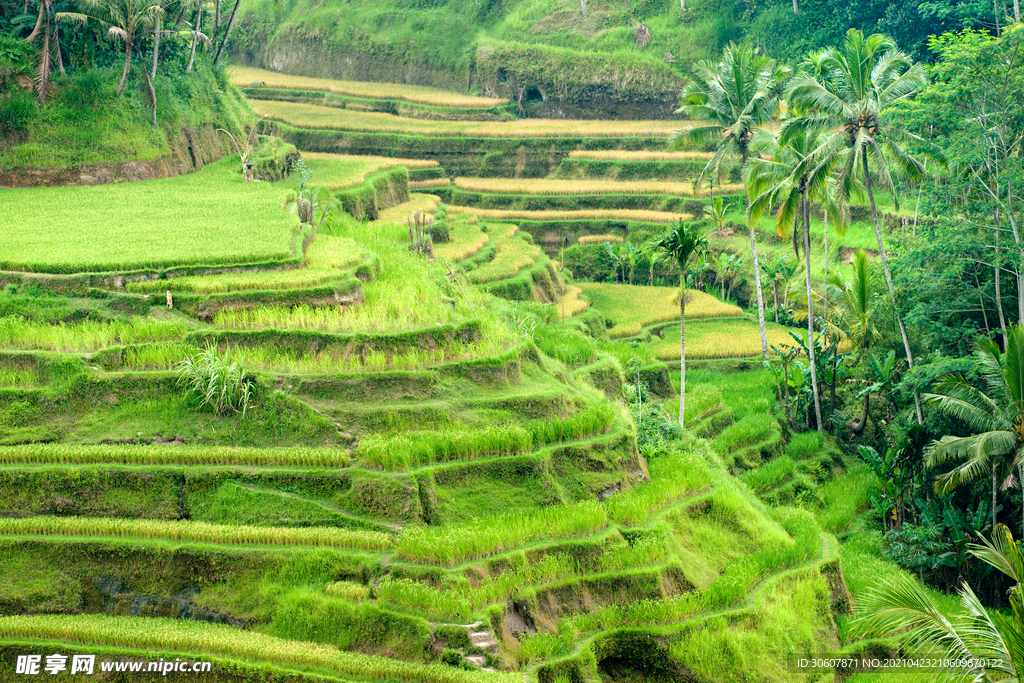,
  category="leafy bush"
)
[176,345,257,417]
